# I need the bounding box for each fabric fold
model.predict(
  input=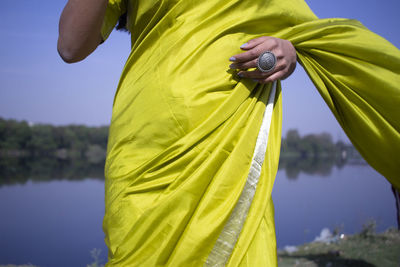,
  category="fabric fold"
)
[205,82,277,266]
[277,18,400,188]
